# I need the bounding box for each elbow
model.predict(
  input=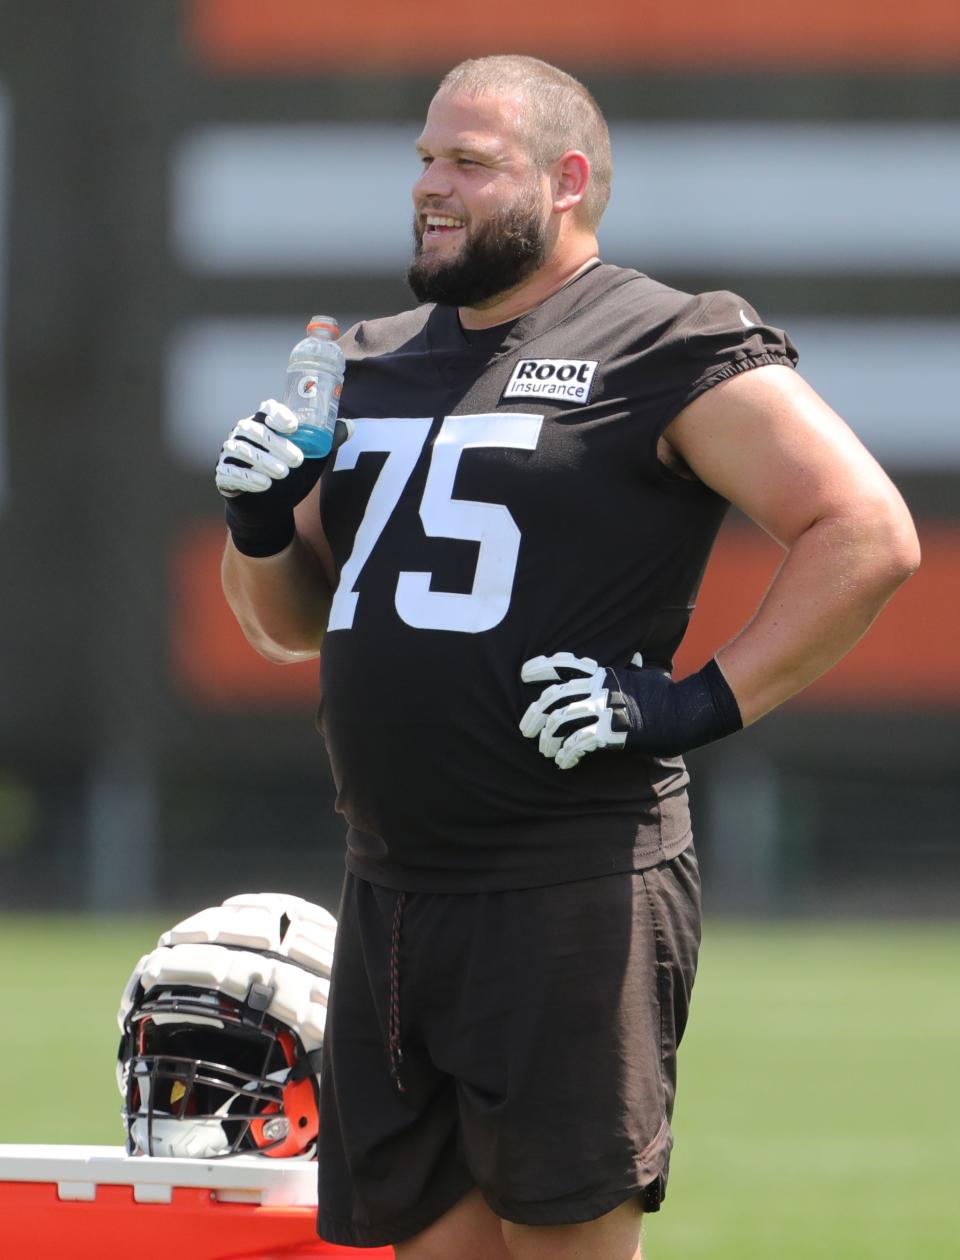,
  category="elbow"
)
[891,529,921,587]
[249,631,323,665]
[858,498,921,597]
[233,613,323,665]
[882,503,921,585]
[256,643,322,666]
